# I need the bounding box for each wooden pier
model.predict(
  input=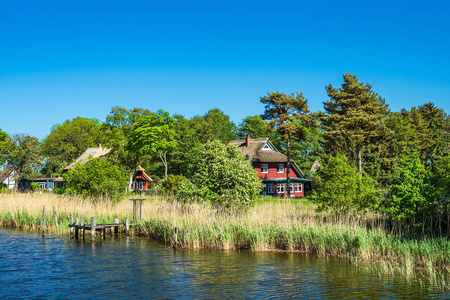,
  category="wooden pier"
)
[69,216,131,240]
